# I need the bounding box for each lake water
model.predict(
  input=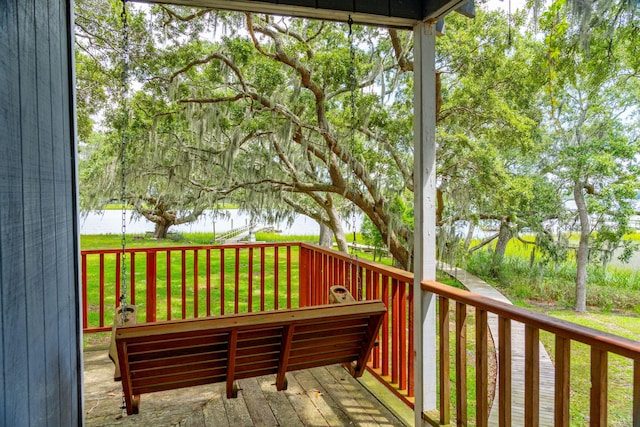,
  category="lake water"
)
[79,210,363,236]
